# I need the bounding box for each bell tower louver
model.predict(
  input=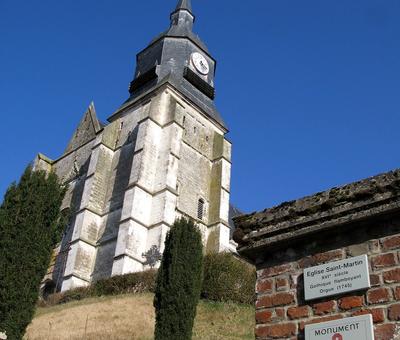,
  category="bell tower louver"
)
[111,0,225,129]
